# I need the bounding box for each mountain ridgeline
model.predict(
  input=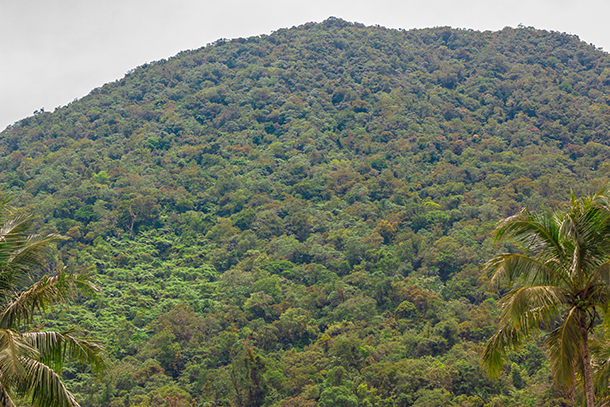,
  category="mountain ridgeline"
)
[2,18,610,406]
